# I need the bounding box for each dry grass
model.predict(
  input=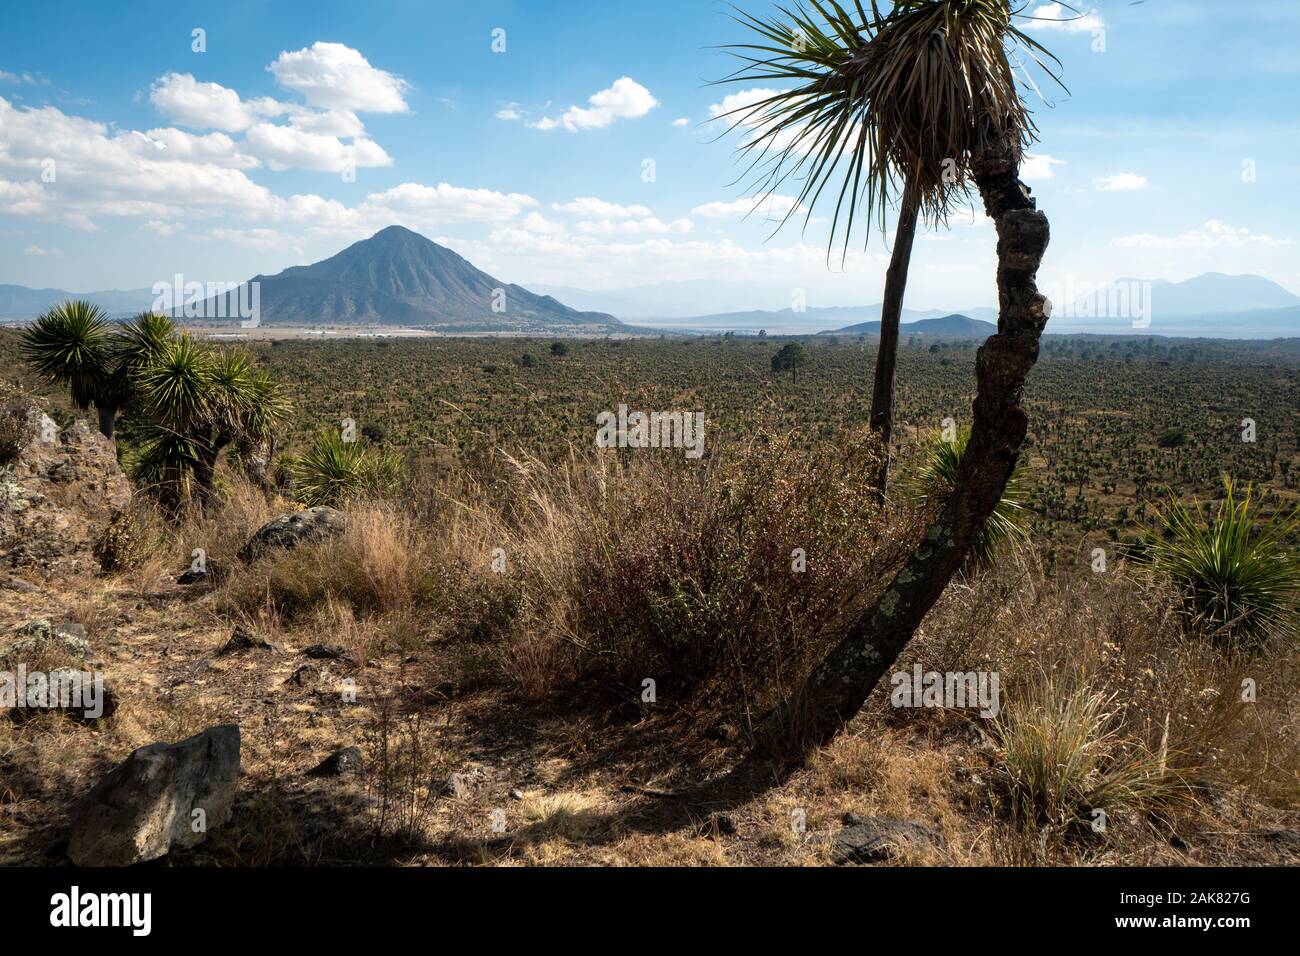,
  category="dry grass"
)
[1,426,1296,868]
